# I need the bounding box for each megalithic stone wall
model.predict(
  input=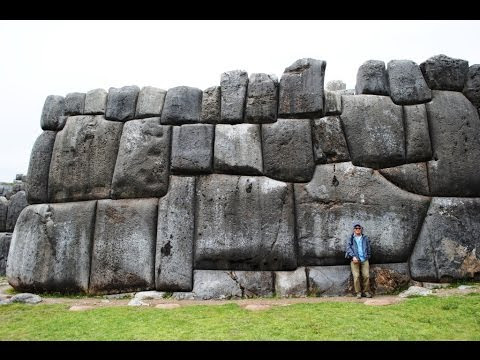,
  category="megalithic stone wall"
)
[7,54,480,297]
